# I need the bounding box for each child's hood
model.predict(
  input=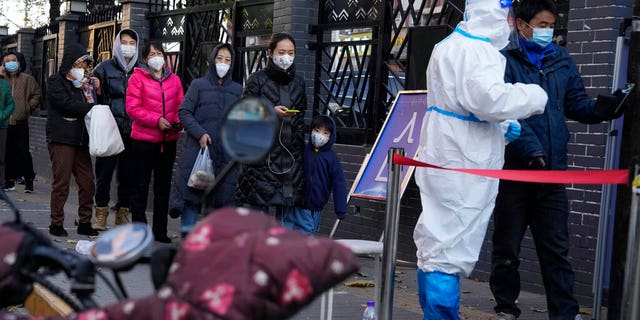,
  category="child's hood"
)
[309,115,337,151]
